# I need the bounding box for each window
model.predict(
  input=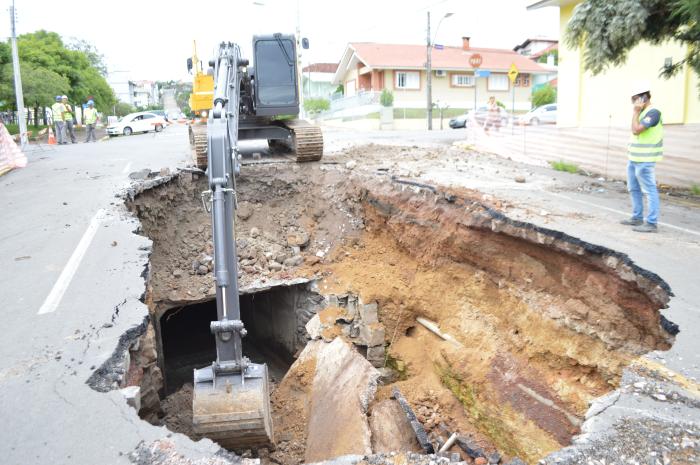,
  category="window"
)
[143,114,155,119]
[395,71,420,89]
[515,74,530,87]
[451,74,474,87]
[522,74,530,87]
[487,74,509,91]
